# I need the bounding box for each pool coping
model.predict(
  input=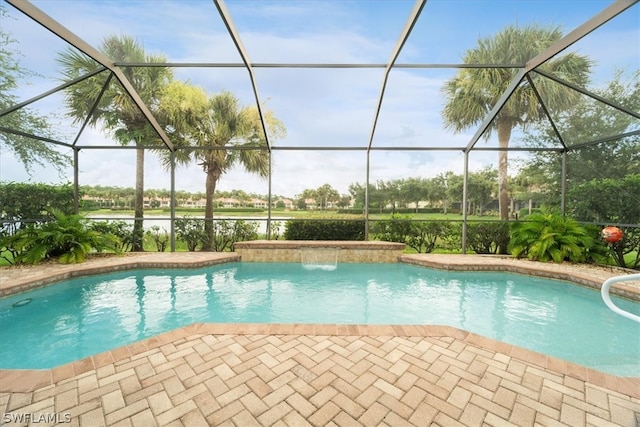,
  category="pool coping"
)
[0,251,639,398]
[1,323,638,399]
[399,254,640,302]
[0,252,240,298]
